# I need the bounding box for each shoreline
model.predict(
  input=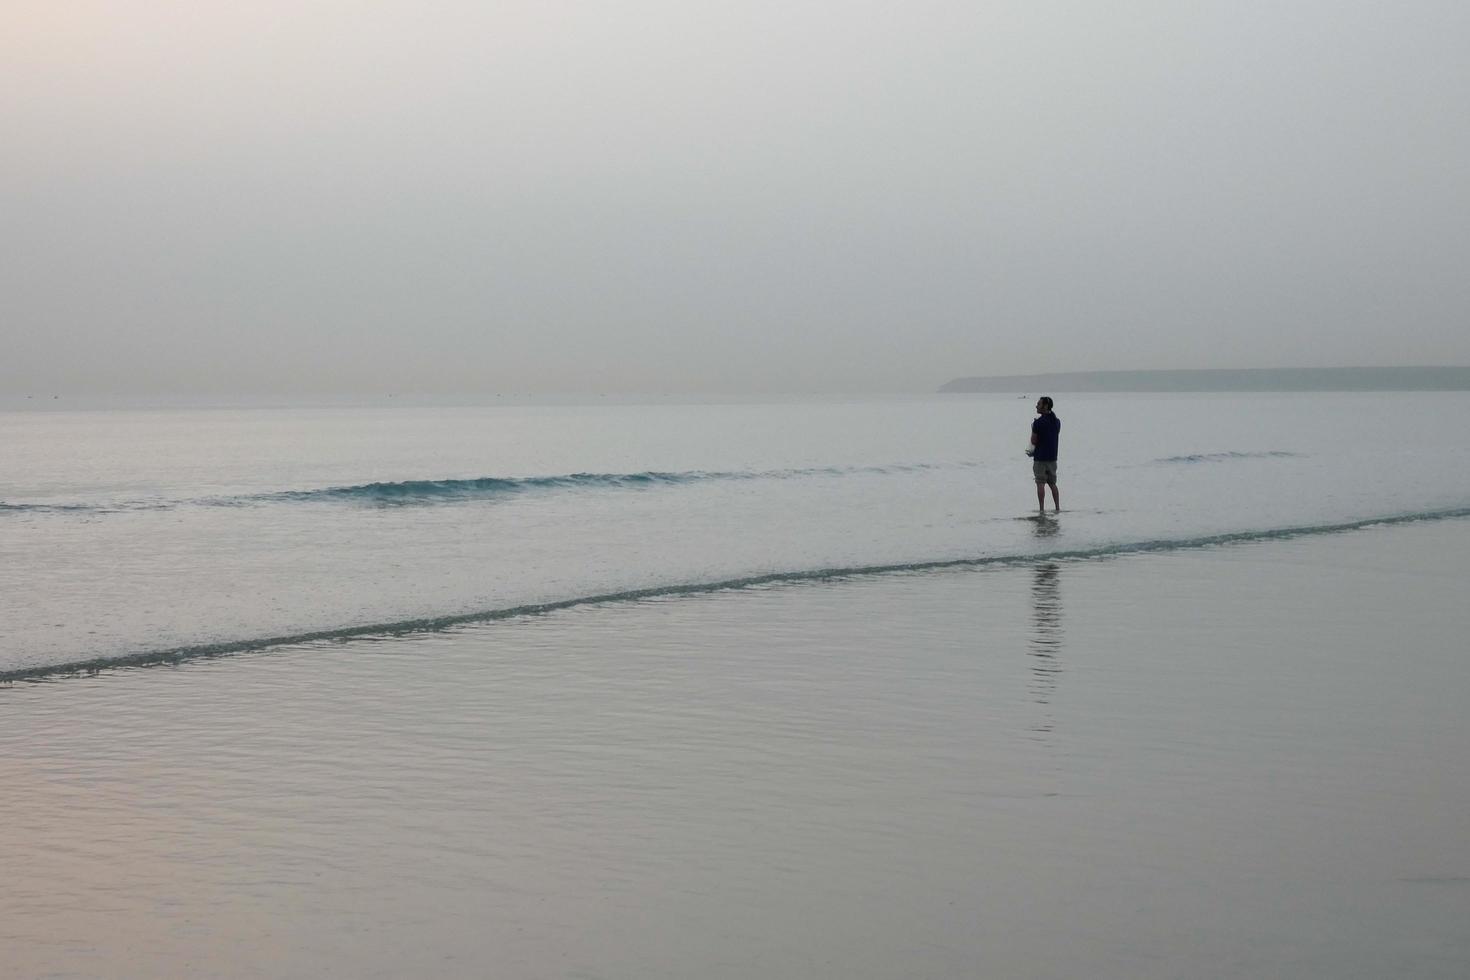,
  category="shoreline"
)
[8,507,1470,684]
